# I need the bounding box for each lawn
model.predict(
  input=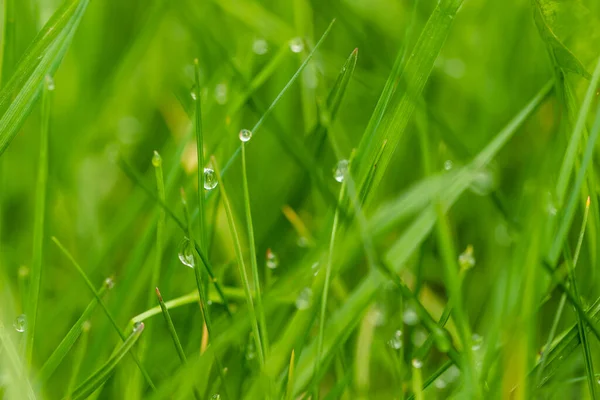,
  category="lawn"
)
[1,0,600,399]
